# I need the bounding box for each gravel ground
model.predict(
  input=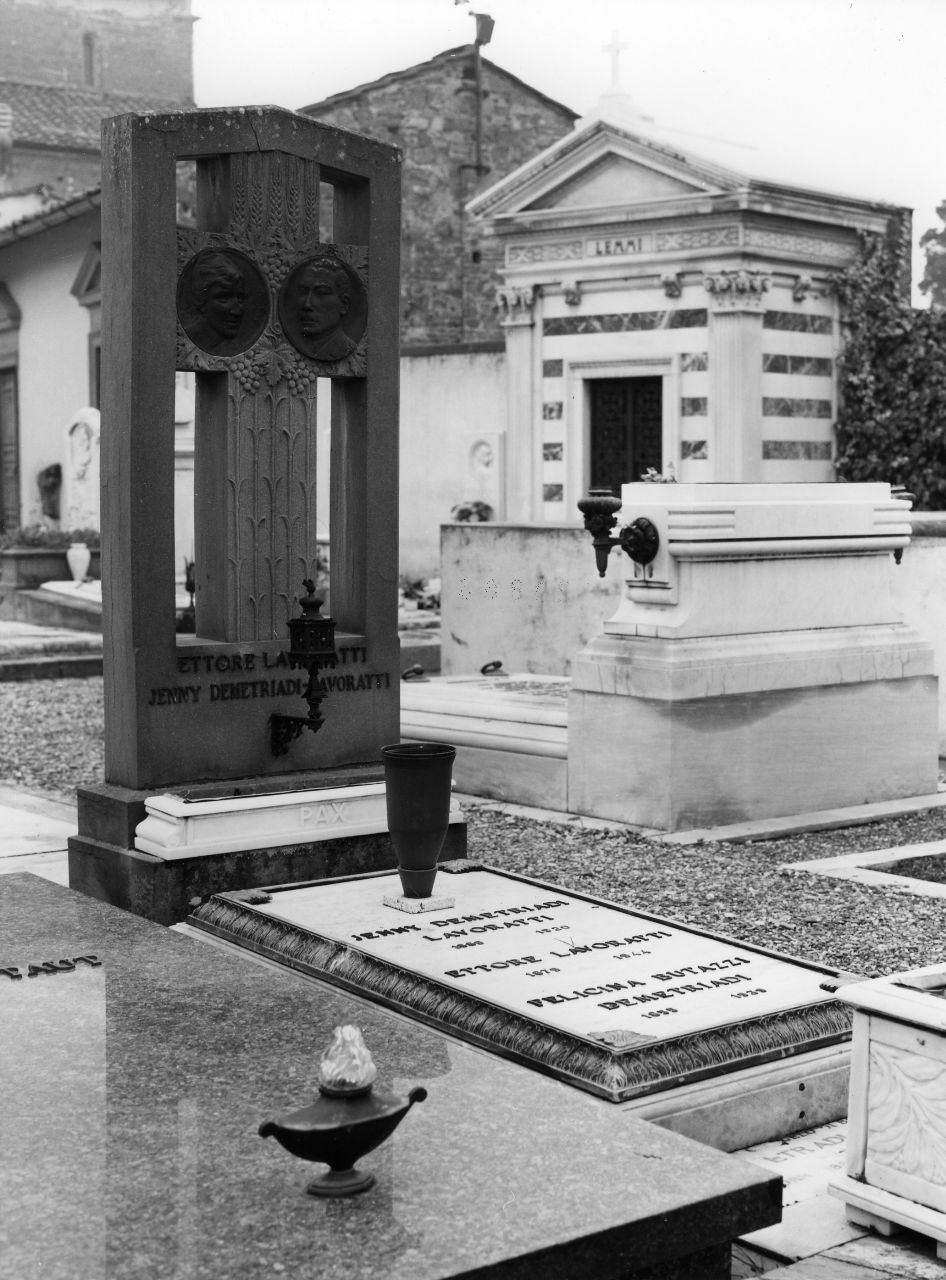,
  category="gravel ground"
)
[5,675,946,980]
